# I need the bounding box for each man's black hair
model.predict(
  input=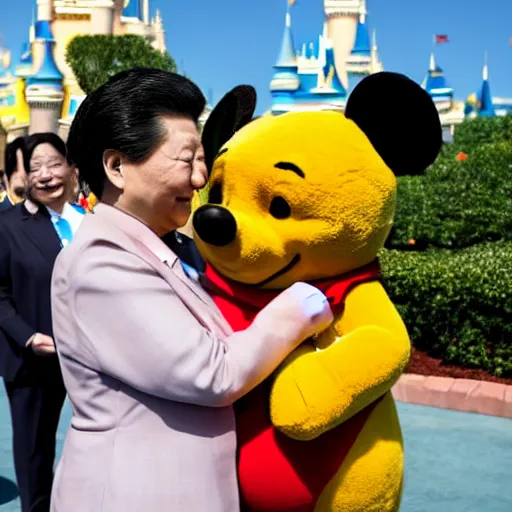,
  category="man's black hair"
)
[67,68,206,199]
